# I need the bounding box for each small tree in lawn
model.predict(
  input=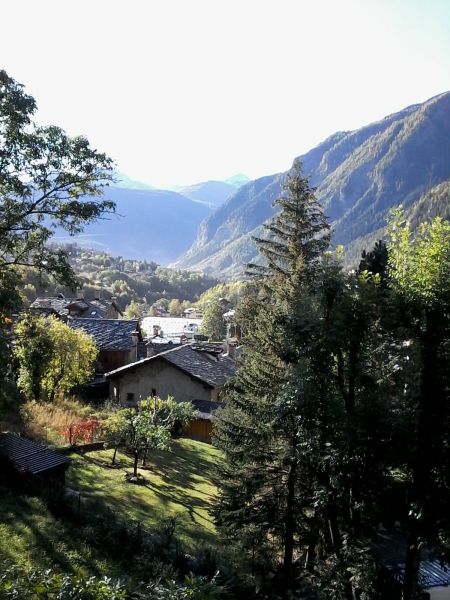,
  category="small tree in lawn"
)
[123,396,193,481]
[103,410,129,465]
